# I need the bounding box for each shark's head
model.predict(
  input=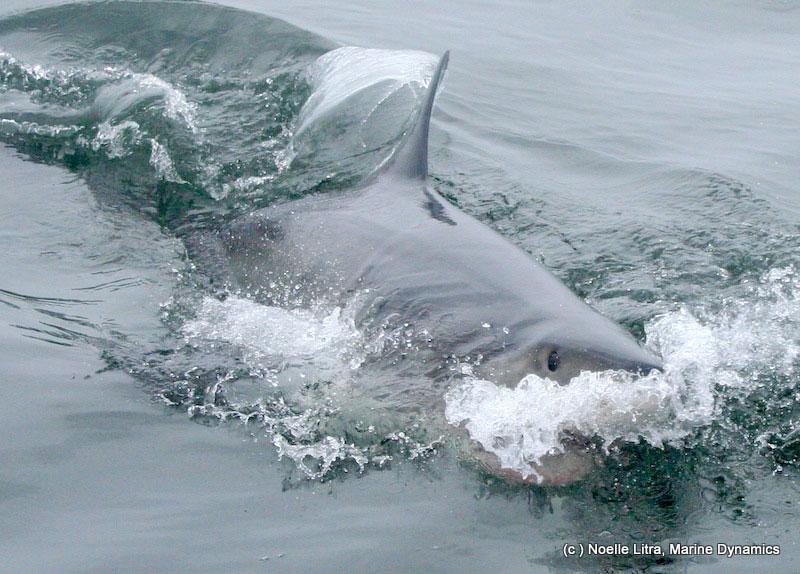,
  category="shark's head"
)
[470,311,662,486]
[480,310,662,387]
[523,316,661,386]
